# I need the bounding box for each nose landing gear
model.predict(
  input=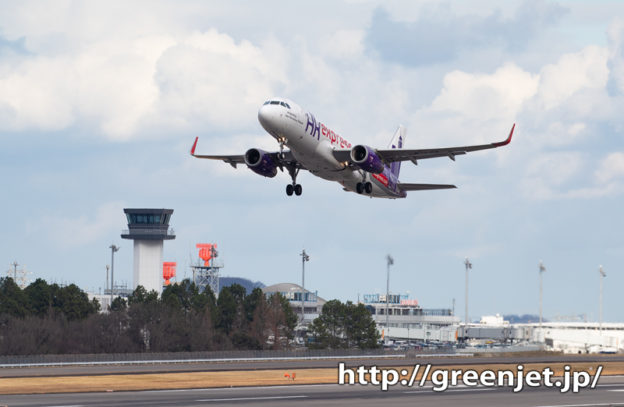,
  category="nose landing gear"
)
[277,137,286,160]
